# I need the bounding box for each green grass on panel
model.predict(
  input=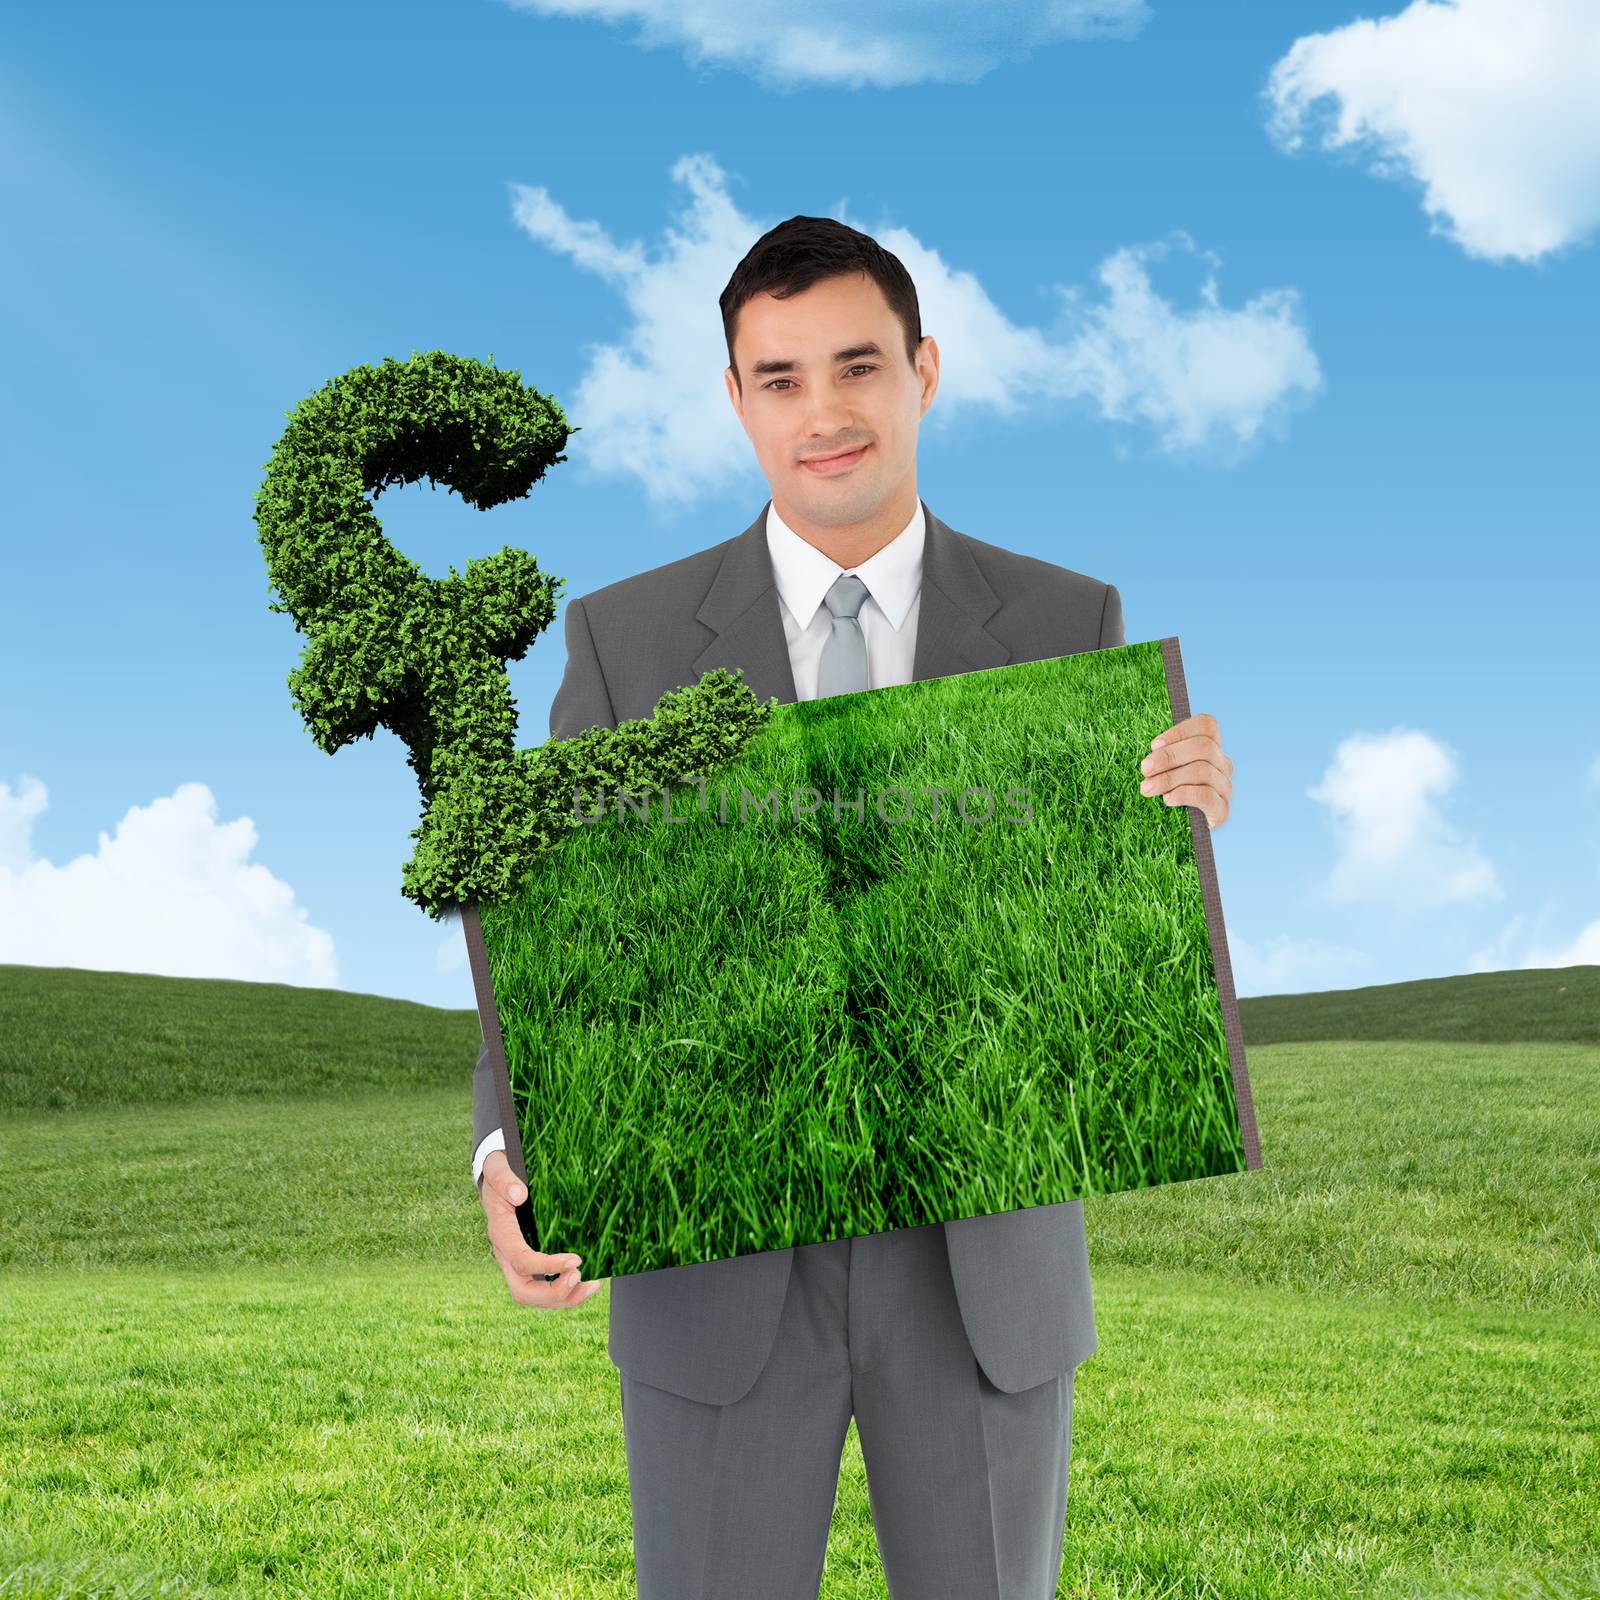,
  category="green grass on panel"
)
[483,640,1246,1274]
